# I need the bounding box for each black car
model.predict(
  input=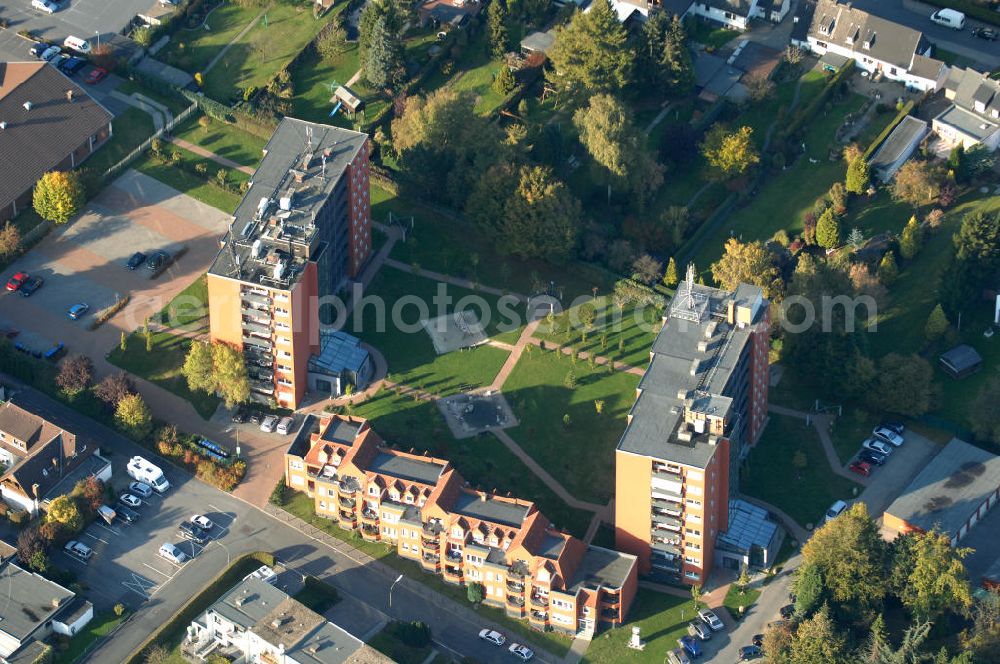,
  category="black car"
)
[752,634,764,647]
[126,251,146,270]
[859,449,887,466]
[50,54,69,70]
[231,408,248,424]
[116,505,140,524]
[739,646,763,661]
[972,26,999,41]
[779,604,795,620]
[147,250,169,274]
[248,411,263,425]
[61,56,87,75]
[879,421,905,436]
[30,42,49,58]
[19,277,44,297]
[178,521,208,545]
